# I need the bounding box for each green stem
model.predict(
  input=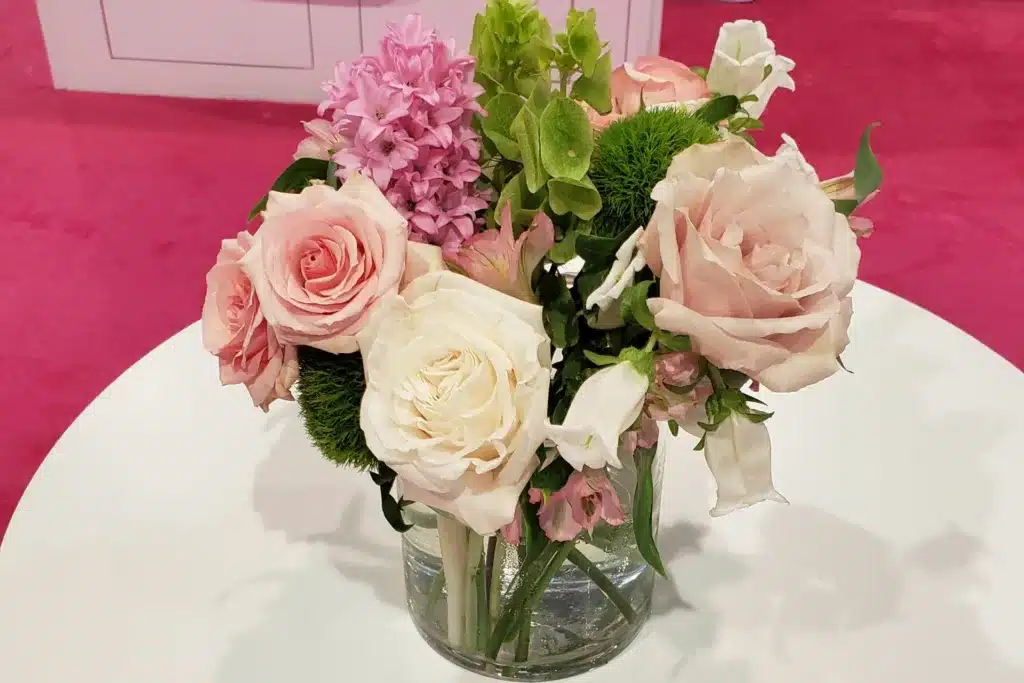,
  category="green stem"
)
[706,363,727,392]
[486,542,571,659]
[515,619,532,662]
[488,541,506,626]
[475,563,489,651]
[559,70,569,95]
[568,548,638,623]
